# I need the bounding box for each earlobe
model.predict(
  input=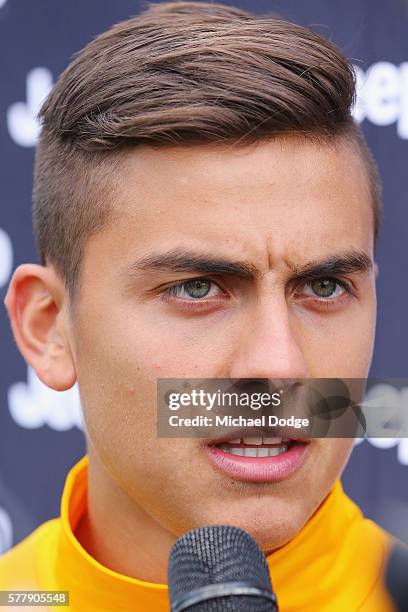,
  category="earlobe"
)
[4,263,77,391]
